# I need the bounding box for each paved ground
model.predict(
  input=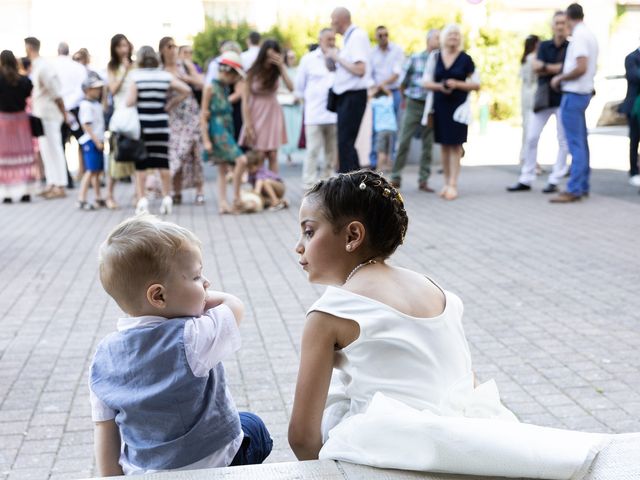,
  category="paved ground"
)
[1,158,639,479]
